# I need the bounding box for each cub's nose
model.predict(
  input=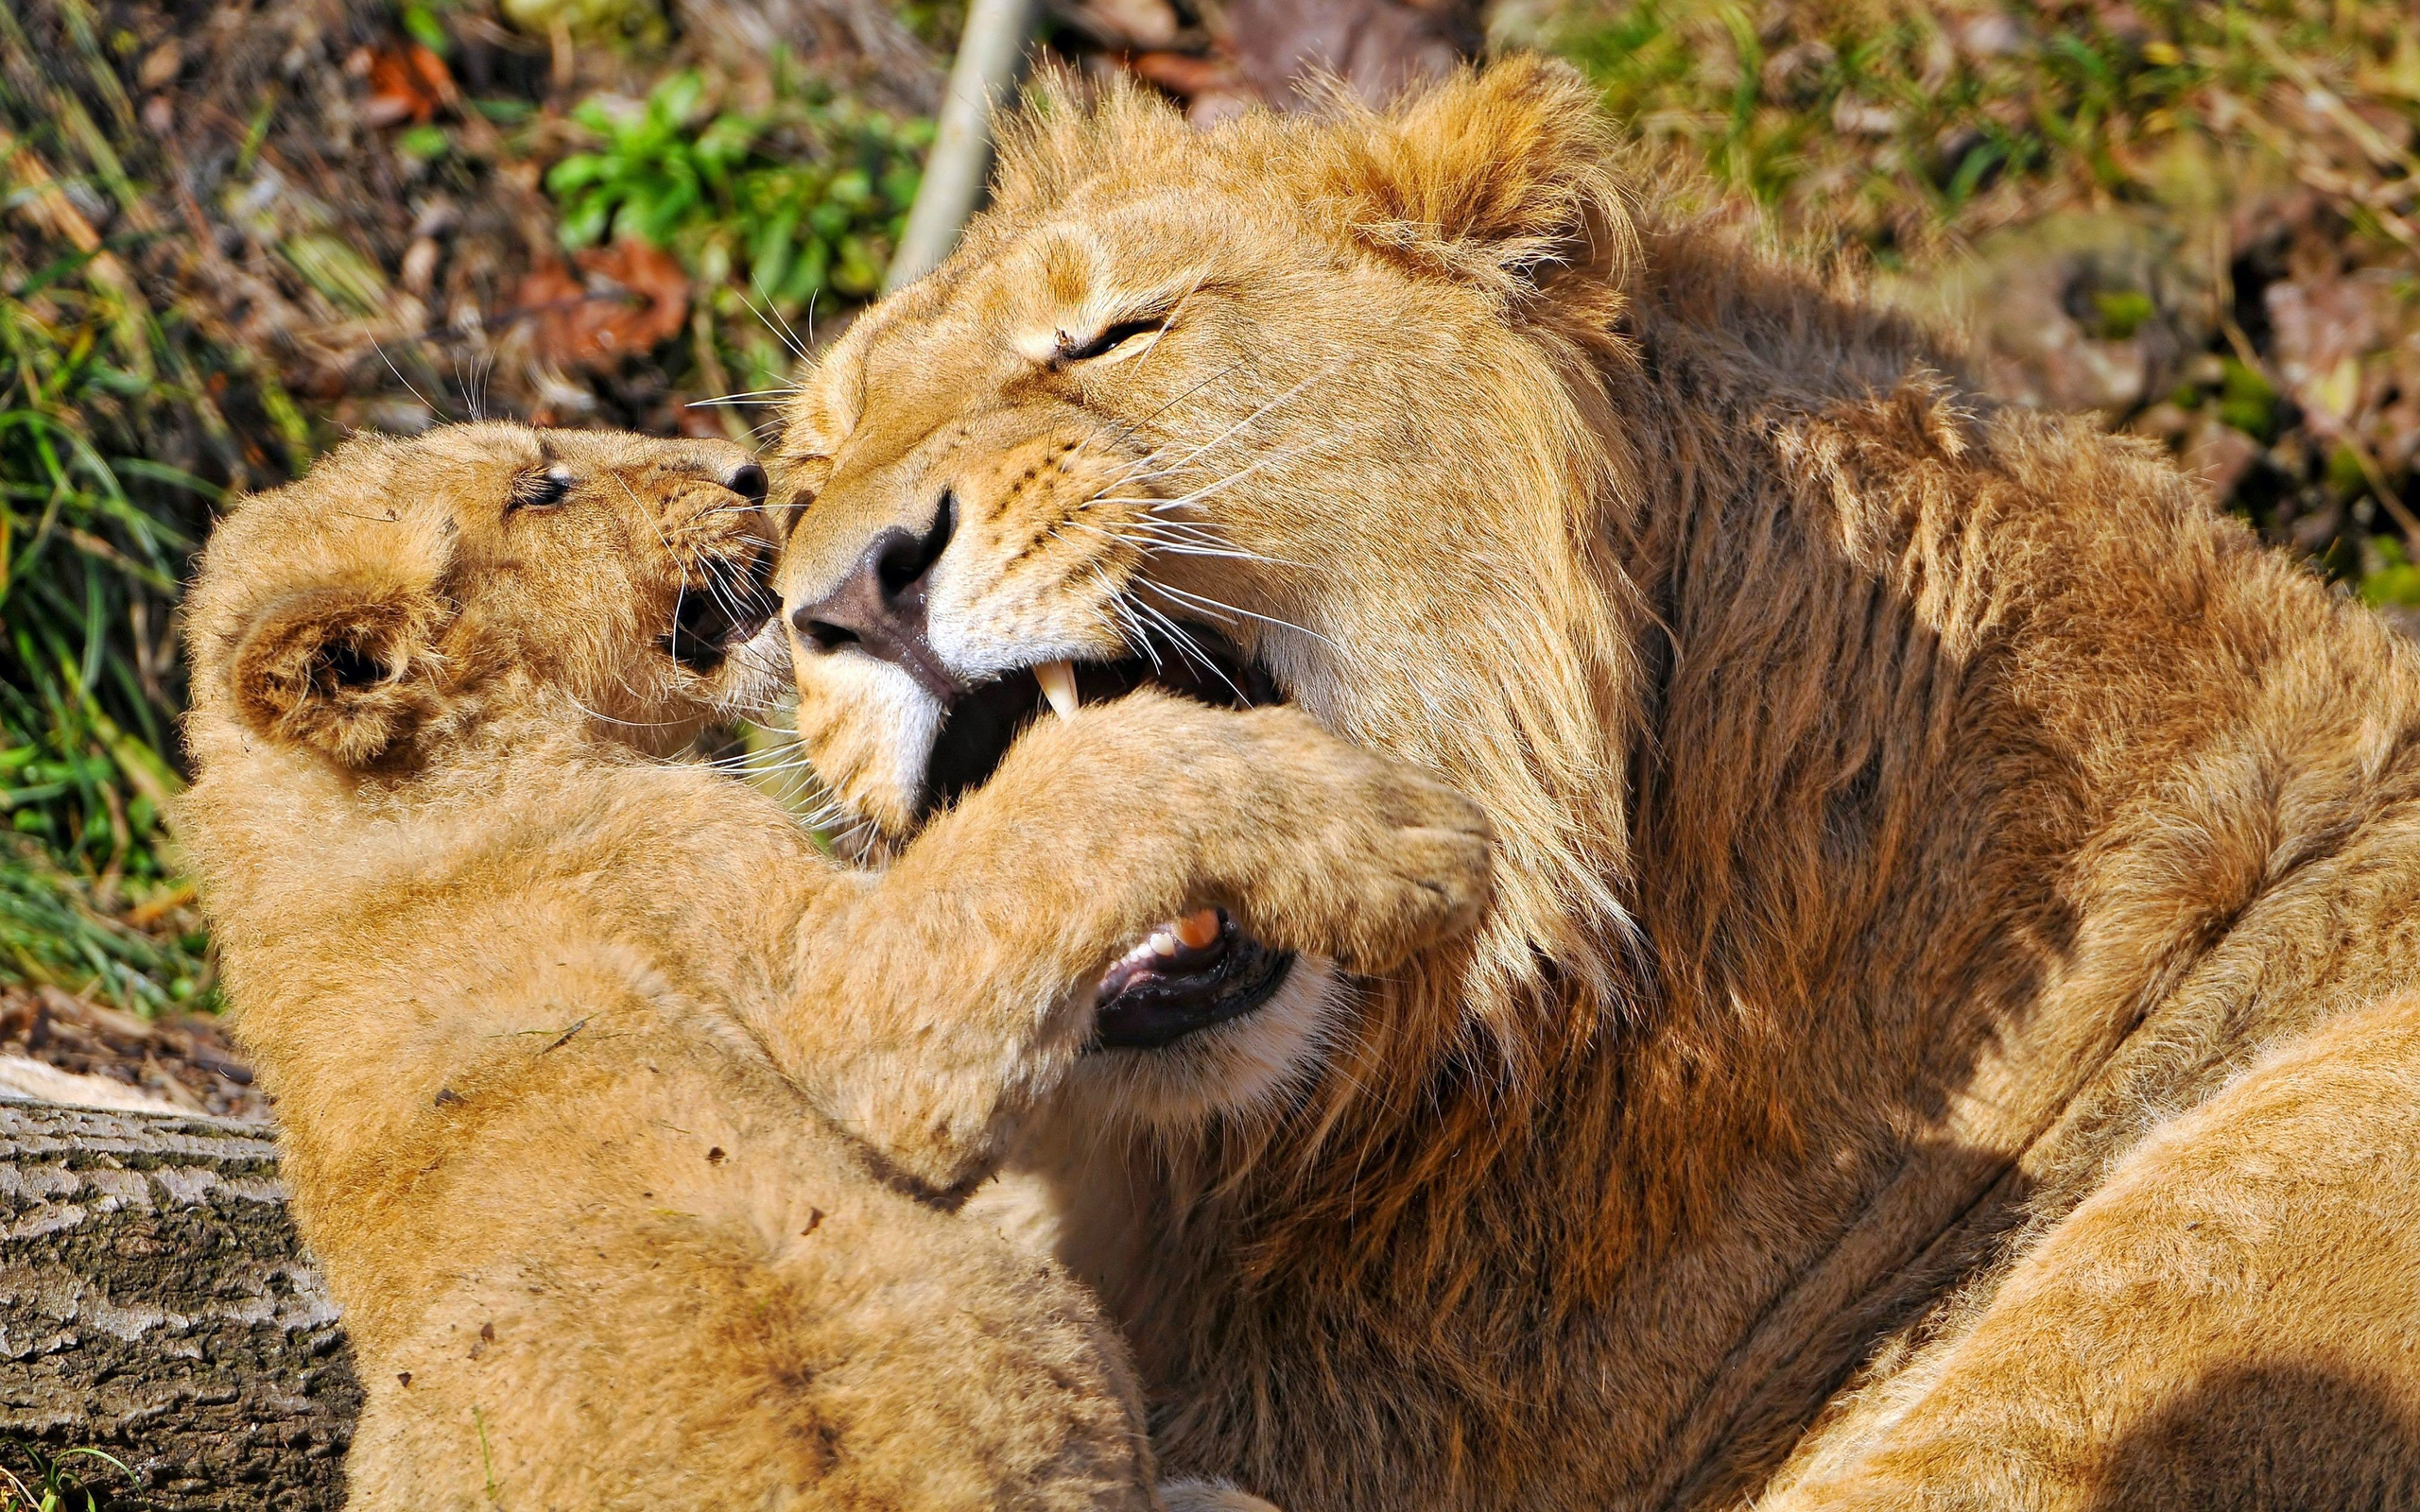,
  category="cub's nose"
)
[721,461,769,508]
[790,492,958,702]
